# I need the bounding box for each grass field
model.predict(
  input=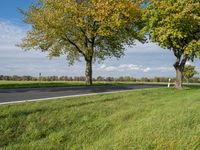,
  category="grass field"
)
[0,87,200,149]
[0,80,167,89]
